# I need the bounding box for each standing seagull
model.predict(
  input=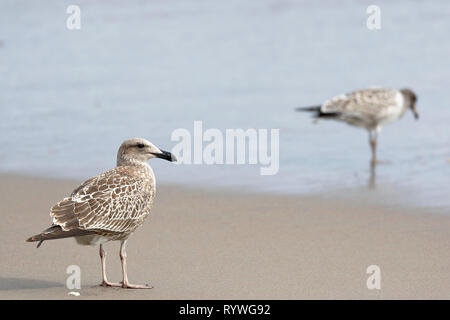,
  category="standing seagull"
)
[296,88,419,164]
[27,138,176,289]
